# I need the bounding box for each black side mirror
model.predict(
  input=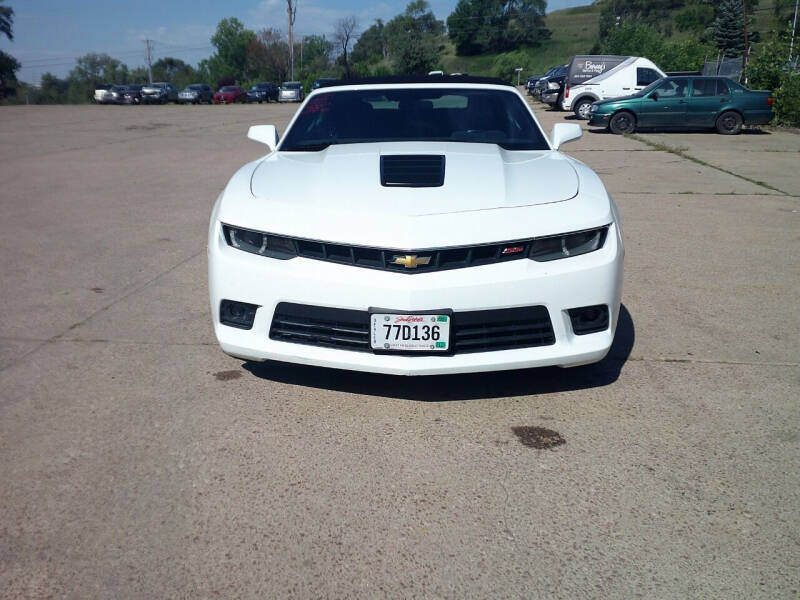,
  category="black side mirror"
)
[650,92,659,101]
